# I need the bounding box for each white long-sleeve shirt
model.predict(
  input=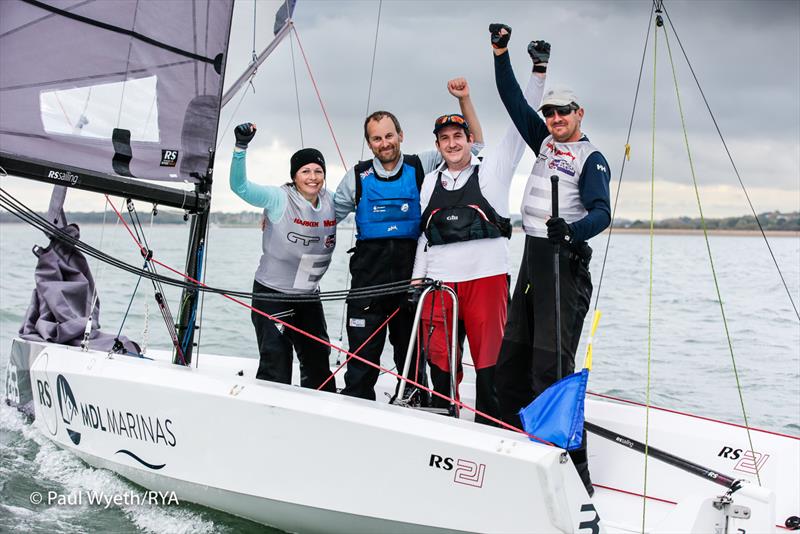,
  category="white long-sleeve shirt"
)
[412,73,545,283]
